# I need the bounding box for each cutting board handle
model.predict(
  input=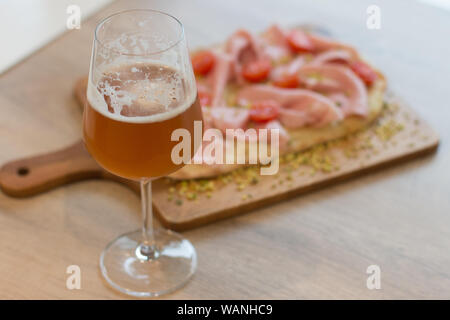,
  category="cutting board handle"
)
[0,141,102,197]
